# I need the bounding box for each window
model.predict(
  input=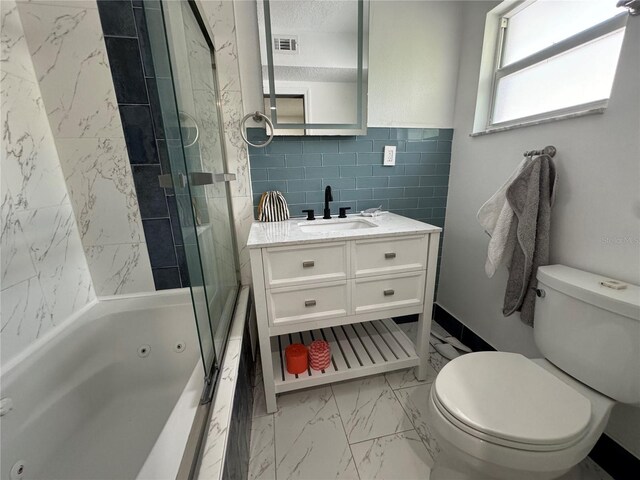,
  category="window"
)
[478,0,627,130]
